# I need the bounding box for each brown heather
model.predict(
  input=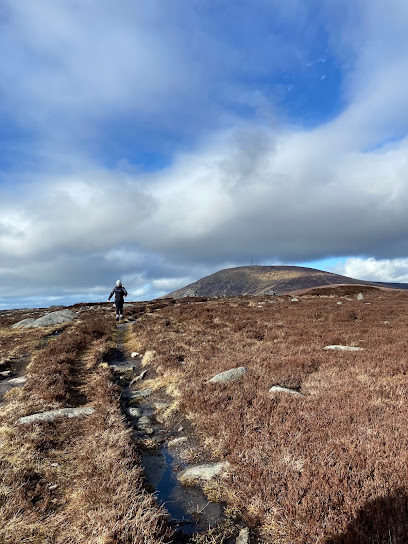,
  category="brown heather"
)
[0,310,171,544]
[131,288,408,543]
